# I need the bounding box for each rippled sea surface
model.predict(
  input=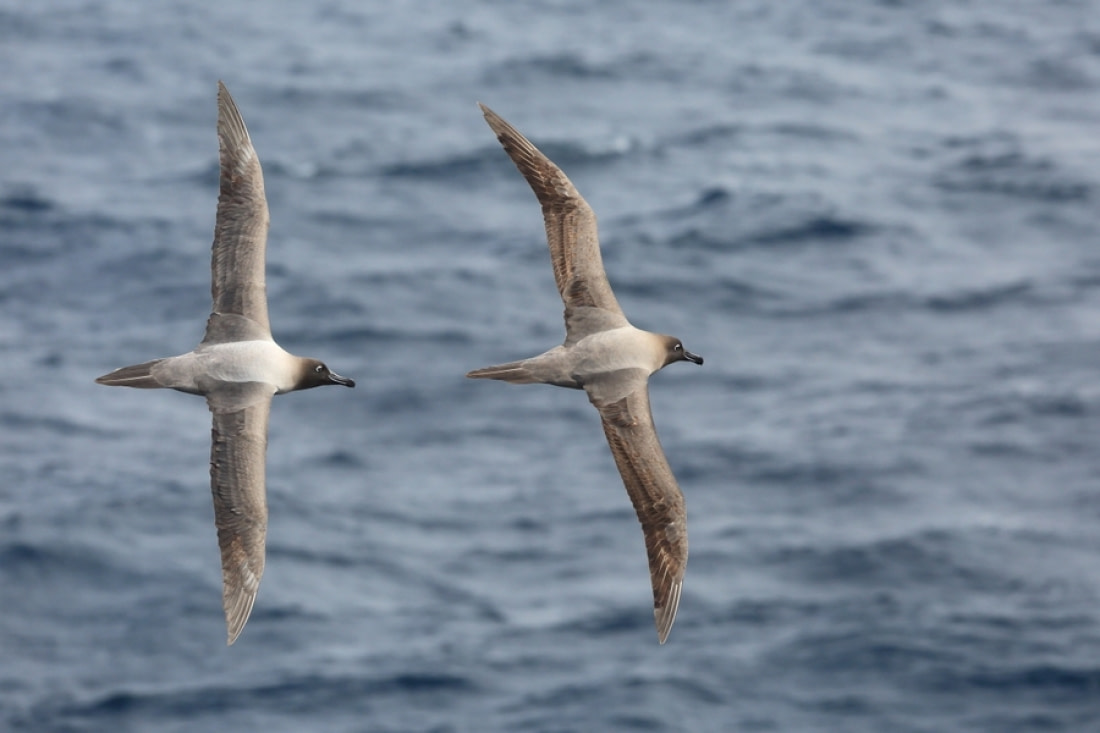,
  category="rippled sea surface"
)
[4,1,1100,731]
